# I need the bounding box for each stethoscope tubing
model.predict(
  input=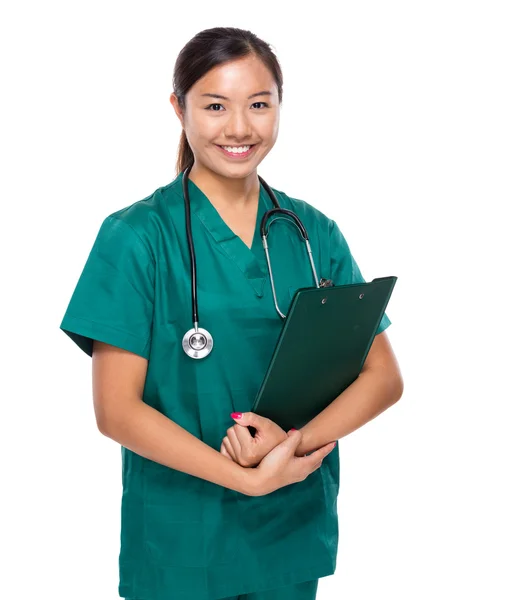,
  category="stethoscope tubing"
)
[181,165,321,357]
[182,166,200,328]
